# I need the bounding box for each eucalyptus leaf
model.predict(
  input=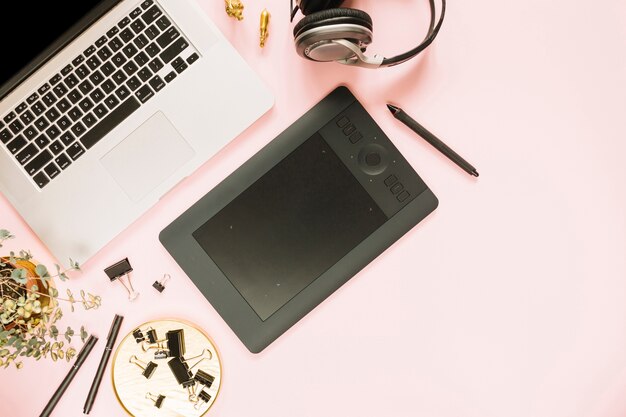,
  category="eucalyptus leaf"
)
[35,264,49,278]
